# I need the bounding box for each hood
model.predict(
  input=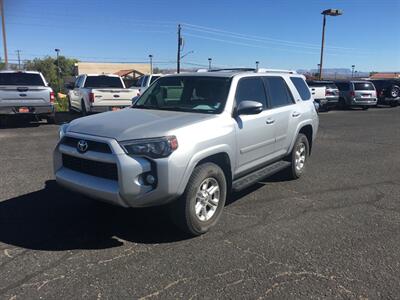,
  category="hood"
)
[67,108,216,141]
